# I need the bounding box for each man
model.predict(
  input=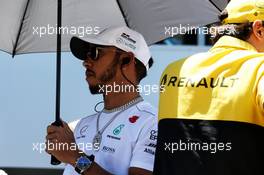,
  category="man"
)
[155,0,264,175]
[46,26,157,175]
